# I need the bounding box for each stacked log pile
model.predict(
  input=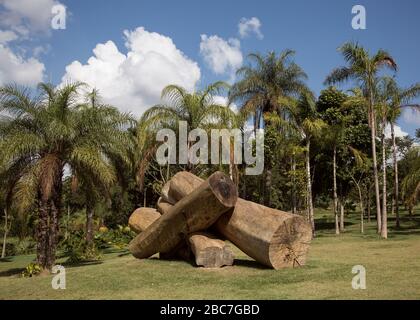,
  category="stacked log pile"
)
[128,171,312,269]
